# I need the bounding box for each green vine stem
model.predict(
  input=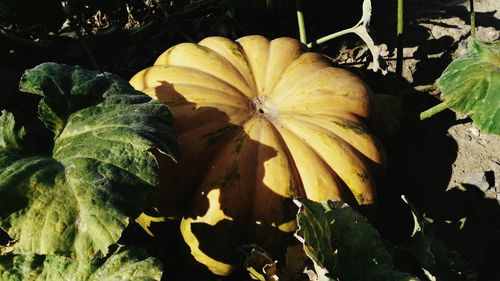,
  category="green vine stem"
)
[413,83,437,92]
[470,0,476,40]
[307,0,382,72]
[307,27,354,47]
[419,101,448,120]
[395,0,404,82]
[295,0,307,44]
